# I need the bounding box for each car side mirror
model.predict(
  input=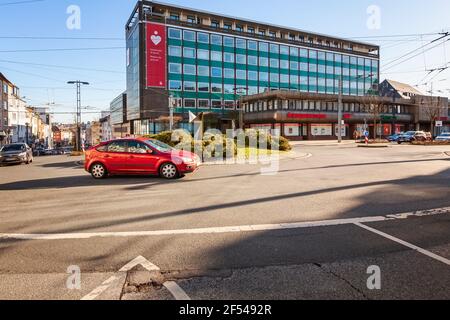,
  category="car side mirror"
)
[146,149,153,154]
